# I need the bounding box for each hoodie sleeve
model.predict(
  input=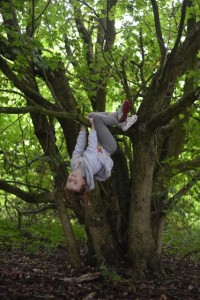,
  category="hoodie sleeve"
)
[72,130,87,156]
[86,130,98,153]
